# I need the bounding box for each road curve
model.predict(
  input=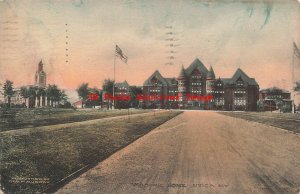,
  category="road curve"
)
[57,111,300,194]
